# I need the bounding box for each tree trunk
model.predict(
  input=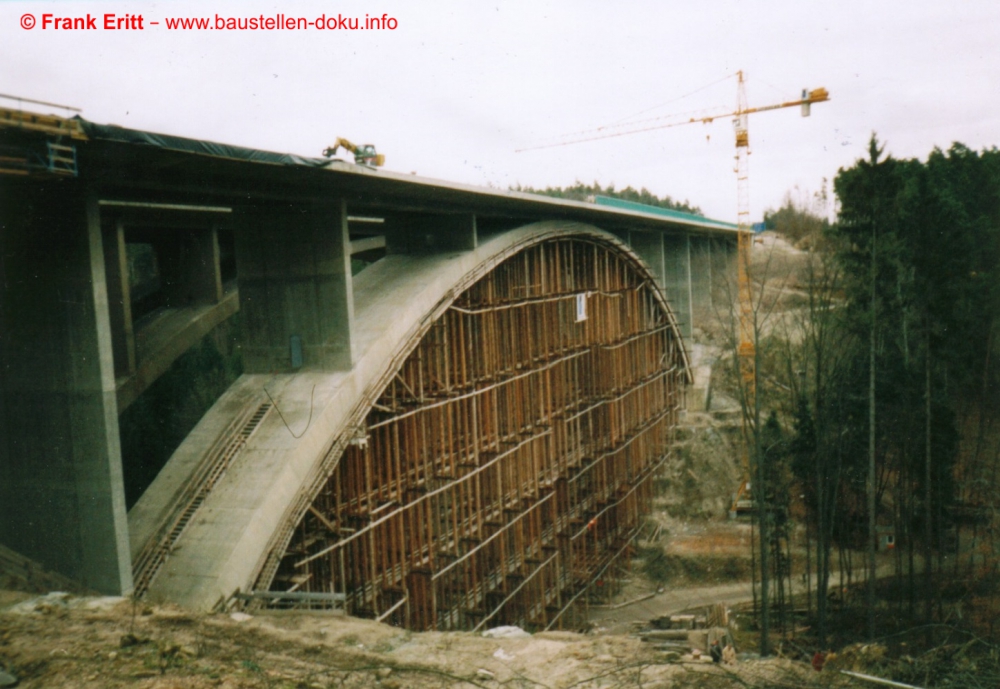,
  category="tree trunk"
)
[754,335,770,656]
[867,223,878,641]
[924,328,933,636]
[751,505,758,618]
[816,449,828,647]
[806,515,813,621]
[786,529,795,638]
[757,458,771,655]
